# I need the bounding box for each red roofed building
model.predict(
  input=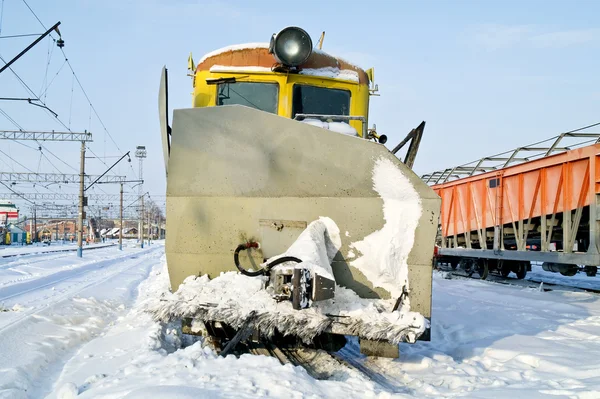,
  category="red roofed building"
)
[0,200,19,226]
